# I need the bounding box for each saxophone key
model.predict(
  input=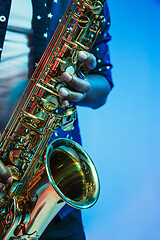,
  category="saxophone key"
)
[32,95,59,112]
[42,95,59,111]
[9,149,24,166]
[21,131,41,149]
[8,166,20,181]
[60,57,77,73]
[61,108,76,131]
[22,110,47,129]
